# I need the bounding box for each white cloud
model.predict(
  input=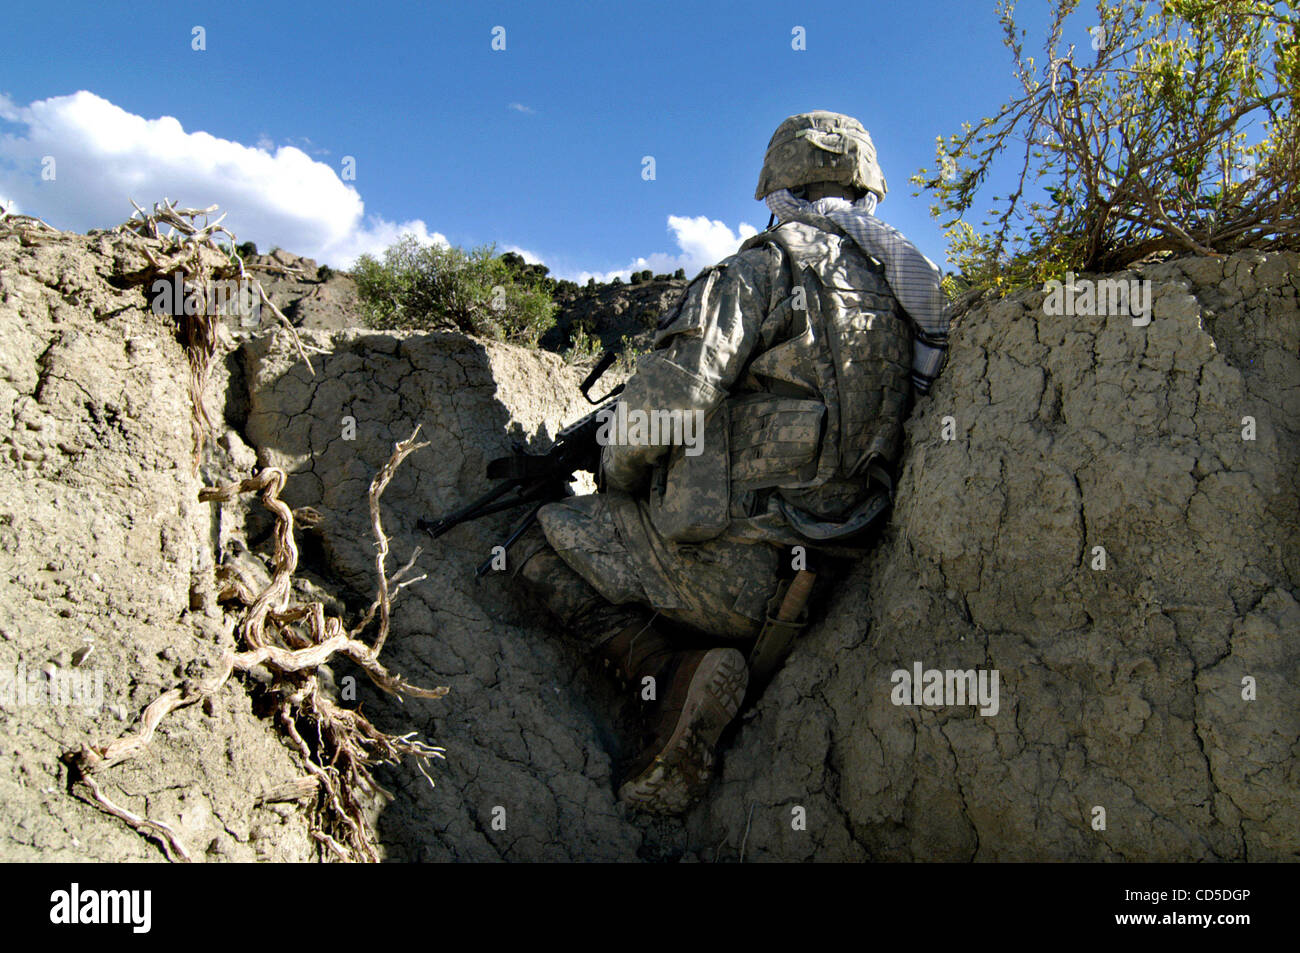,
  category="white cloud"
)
[502,244,544,264]
[326,218,449,265]
[508,102,535,114]
[554,214,759,283]
[0,91,444,267]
